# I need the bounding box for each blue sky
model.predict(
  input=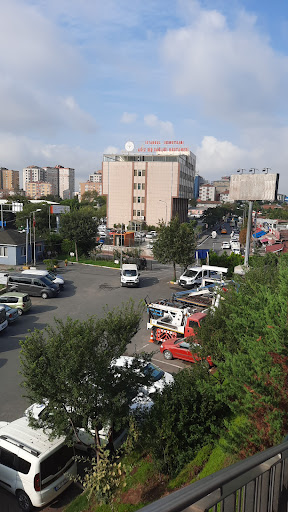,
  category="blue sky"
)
[1,0,288,192]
